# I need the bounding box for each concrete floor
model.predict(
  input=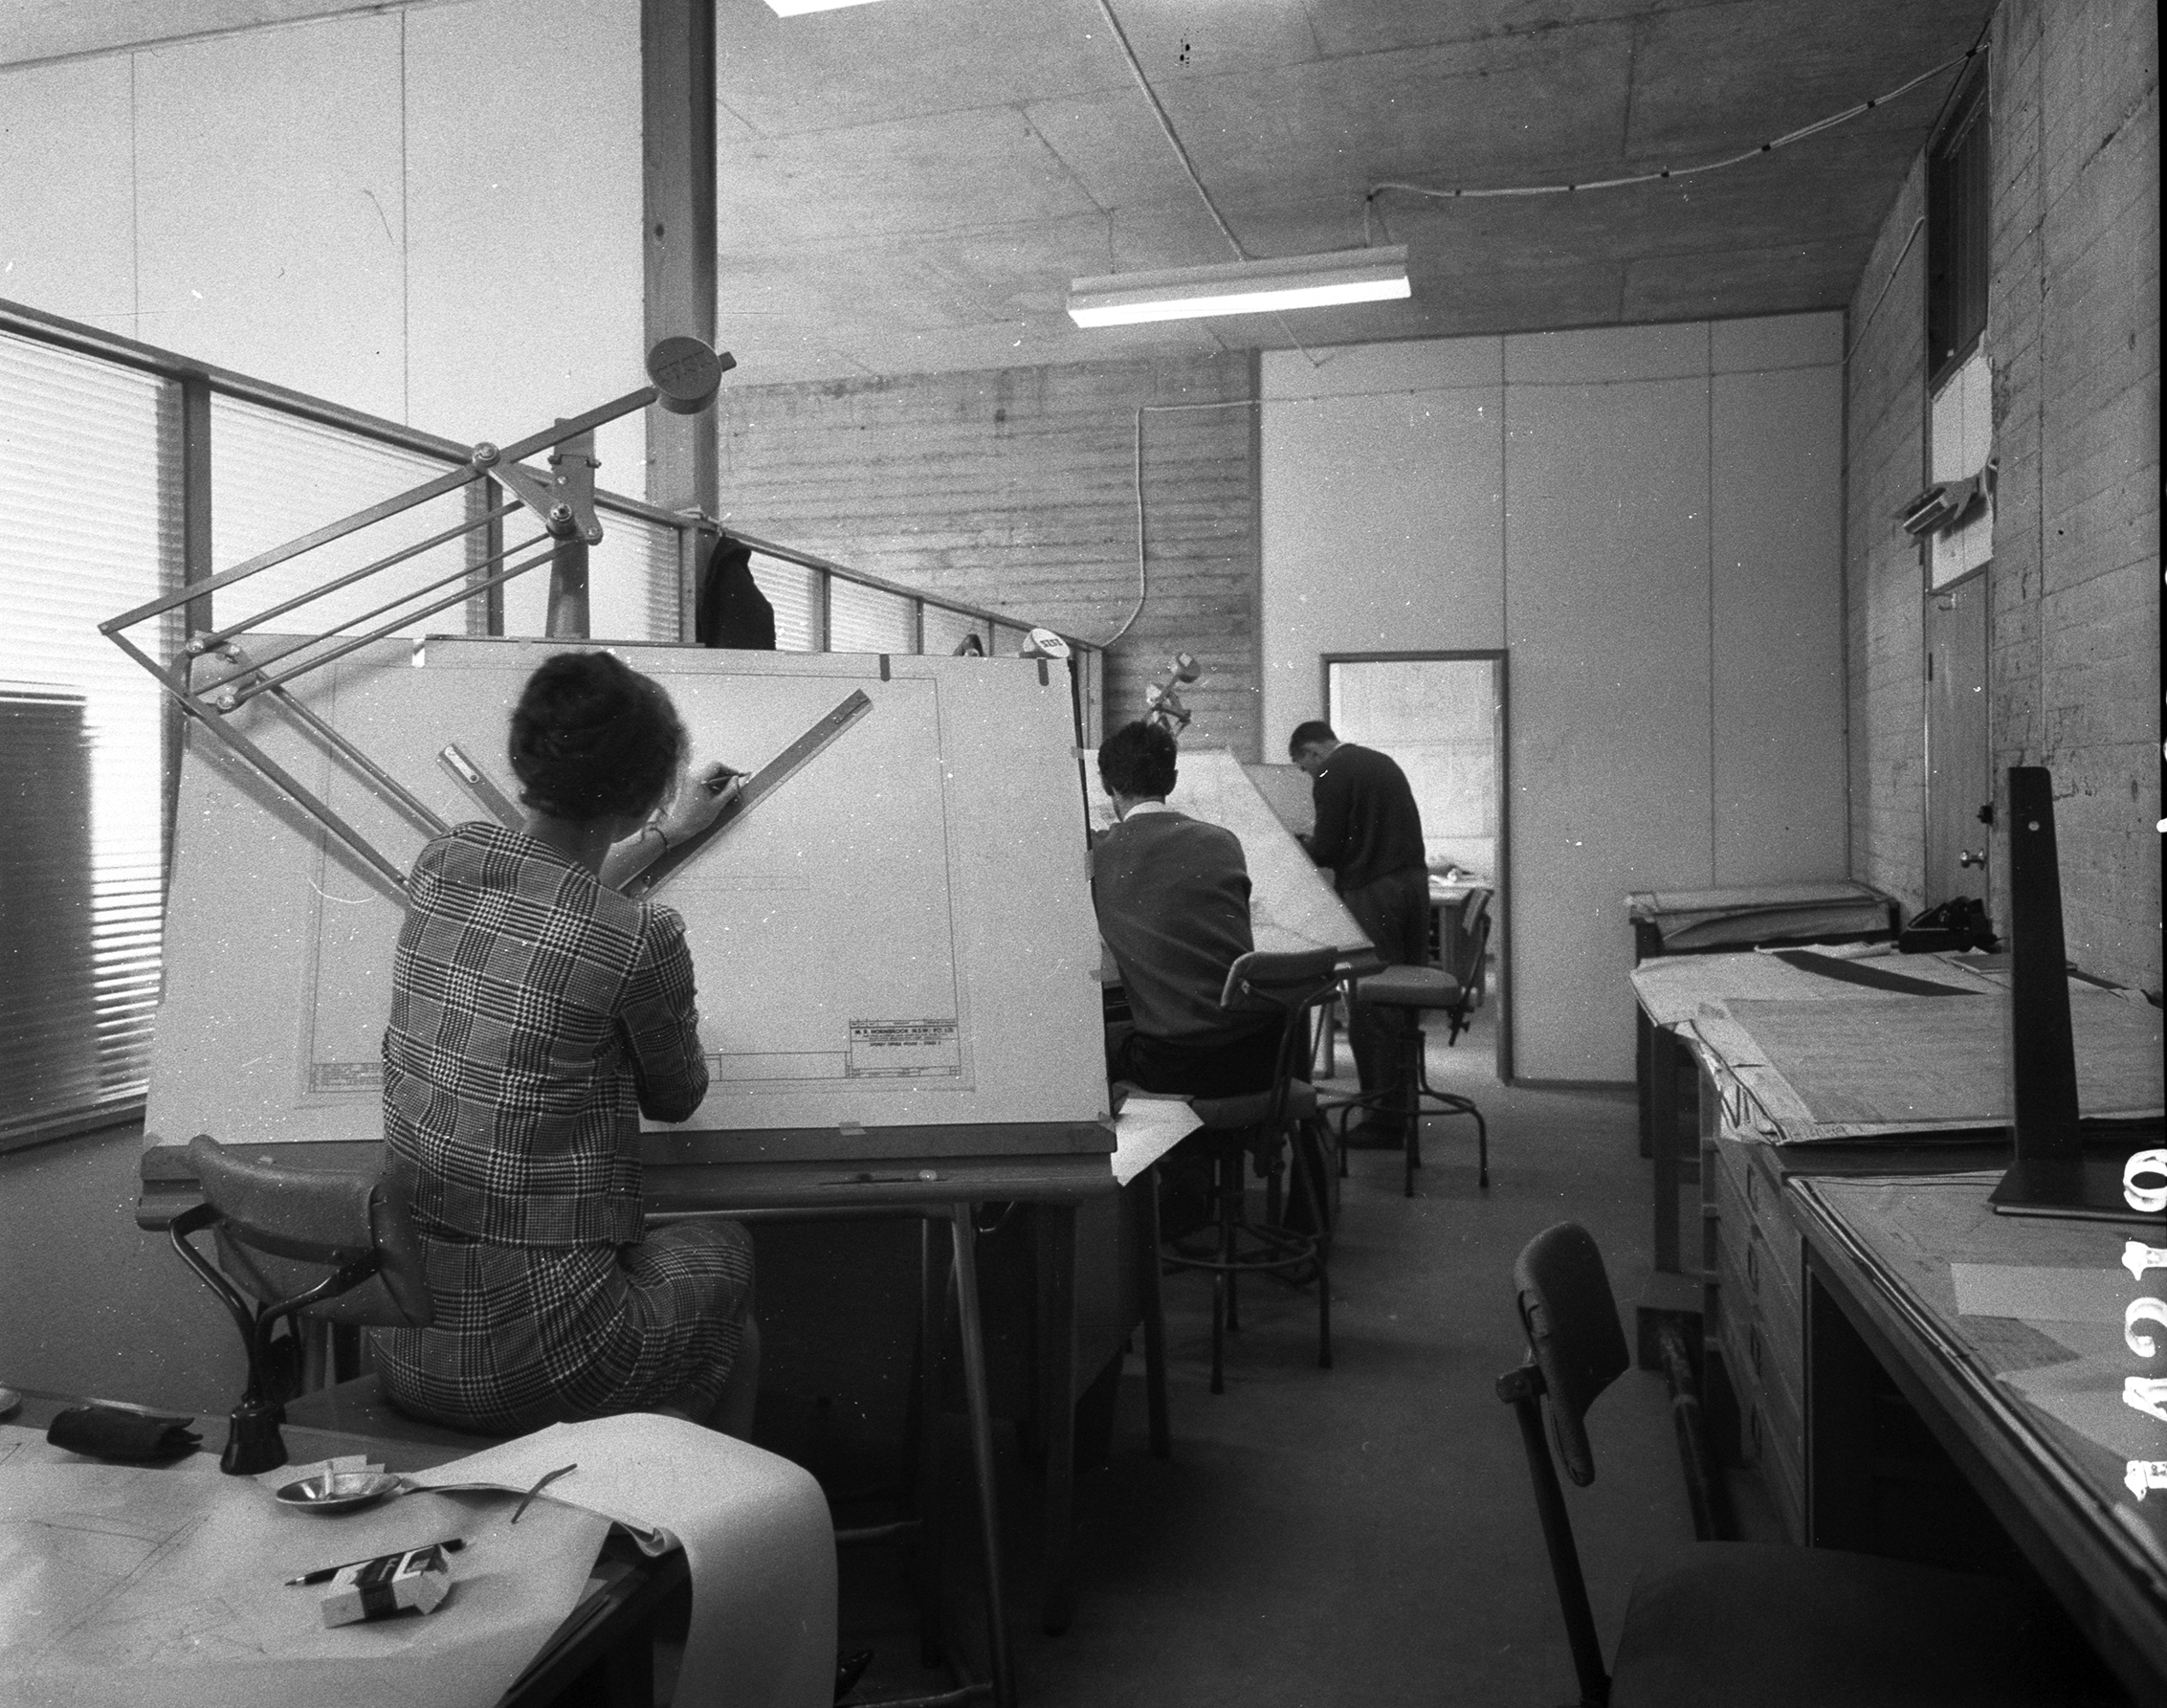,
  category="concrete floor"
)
[828,1002,1706,1708]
